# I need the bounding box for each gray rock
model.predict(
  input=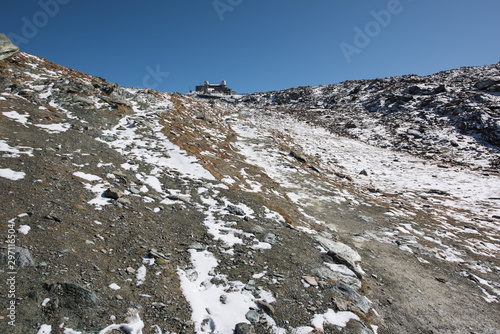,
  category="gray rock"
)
[250,225,264,234]
[103,187,124,200]
[407,129,422,138]
[289,150,307,163]
[312,267,361,291]
[129,186,140,194]
[167,194,191,203]
[244,280,256,291]
[255,300,275,316]
[245,309,260,323]
[14,247,35,267]
[263,233,276,244]
[326,319,373,334]
[331,282,372,313]
[235,322,256,334]
[315,236,362,278]
[357,215,373,223]
[99,95,132,107]
[71,95,94,106]
[117,197,131,205]
[100,136,116,142]
[0,34,19,60]
[137,120,155,129]
[475,78,500,90]
[225,204,245,216]
[488,84,500,92]
[149,248,170,261]
[188,243,204,250]
[46,282,101,309]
